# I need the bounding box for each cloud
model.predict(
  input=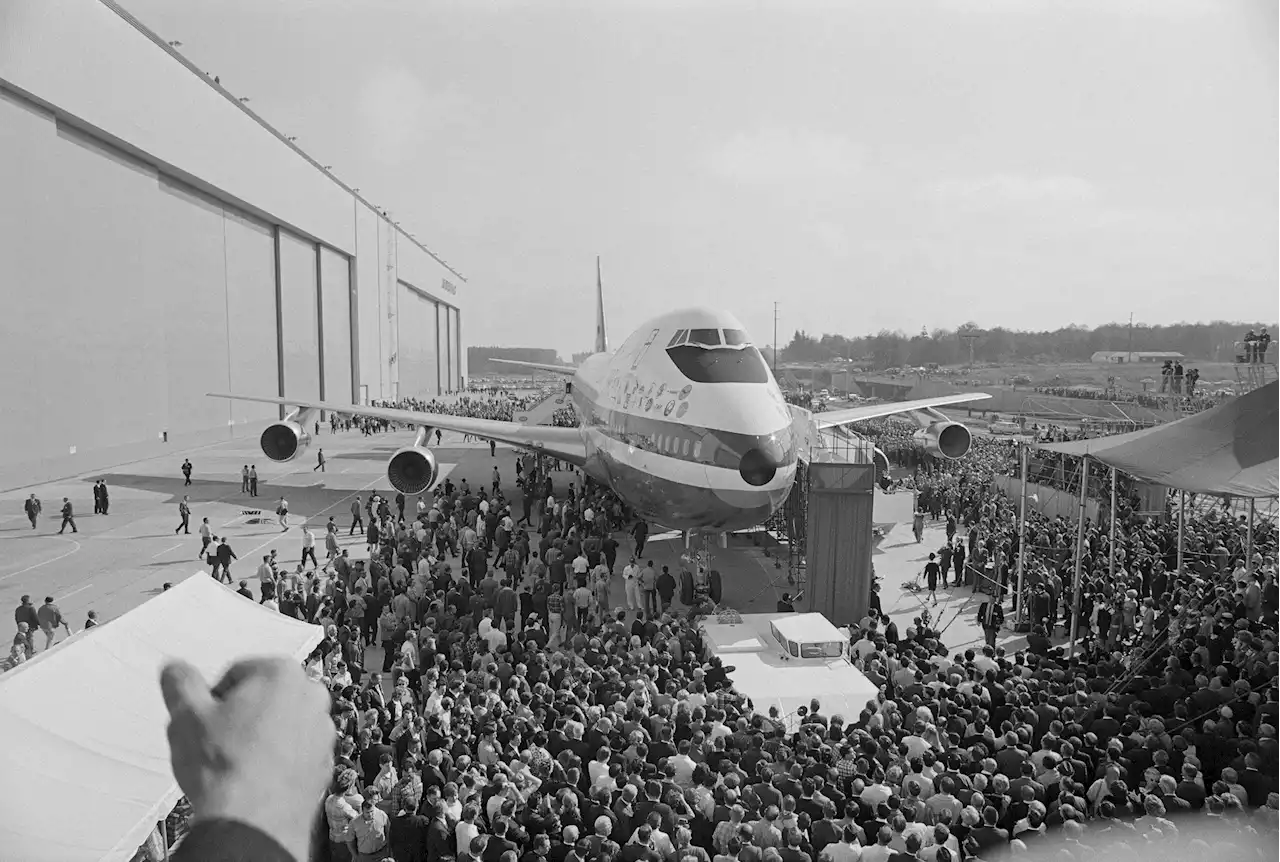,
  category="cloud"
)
[707,128,862,187]
[356,68,466,165]
[928,174,1100,209]
[933,0,1216,17]
[808,221,852,258]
